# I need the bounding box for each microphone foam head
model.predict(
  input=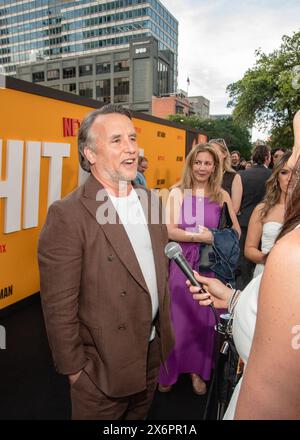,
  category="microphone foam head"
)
[165,242,182,260]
